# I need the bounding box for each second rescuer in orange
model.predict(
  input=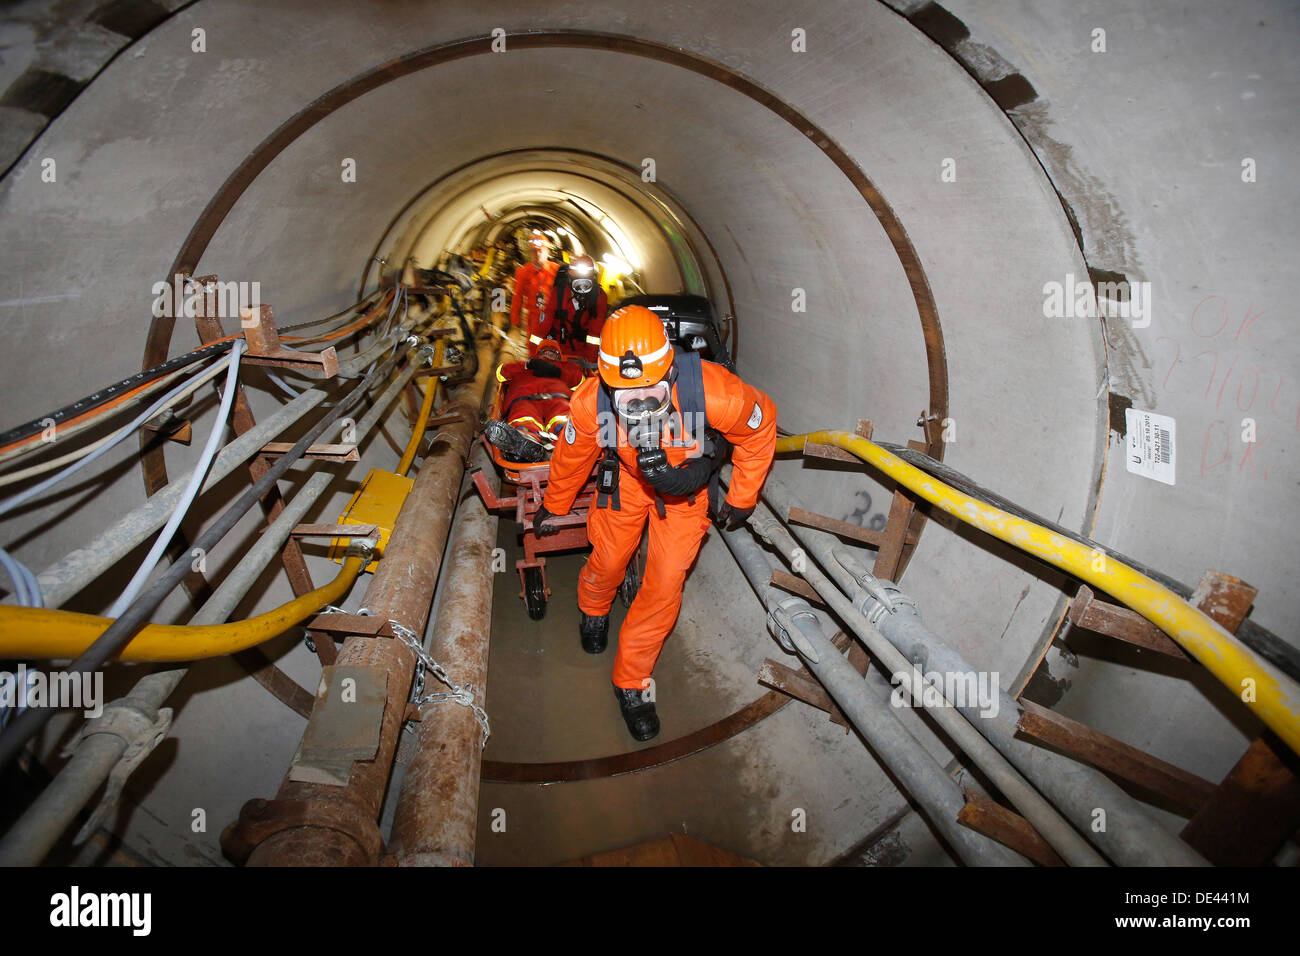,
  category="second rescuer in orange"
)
[532,305,777,741]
